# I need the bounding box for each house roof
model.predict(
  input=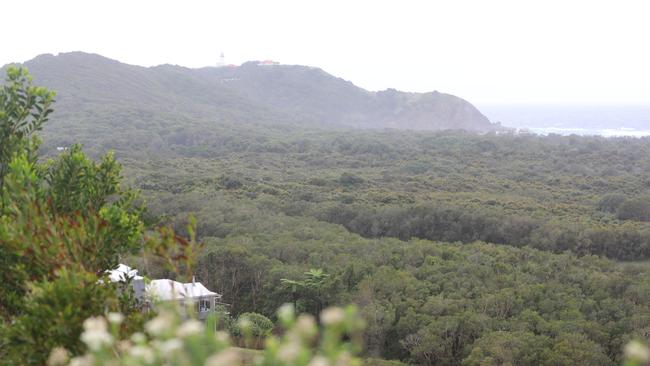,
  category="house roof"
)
[107,263,144,282]
[184,282,220,298]
[107,264,220,301]
[147,279,187,301]
[146,279,220,301]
